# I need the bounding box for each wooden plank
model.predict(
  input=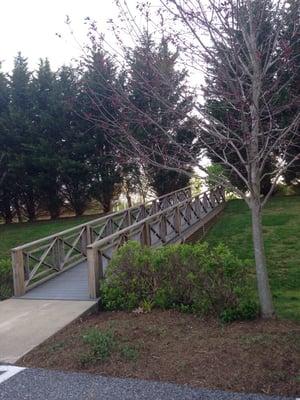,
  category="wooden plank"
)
[87,248,103,299]
[12,250,25,297]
